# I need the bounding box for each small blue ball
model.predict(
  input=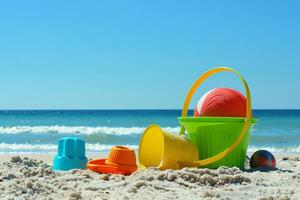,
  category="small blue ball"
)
[250,150,276,169]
